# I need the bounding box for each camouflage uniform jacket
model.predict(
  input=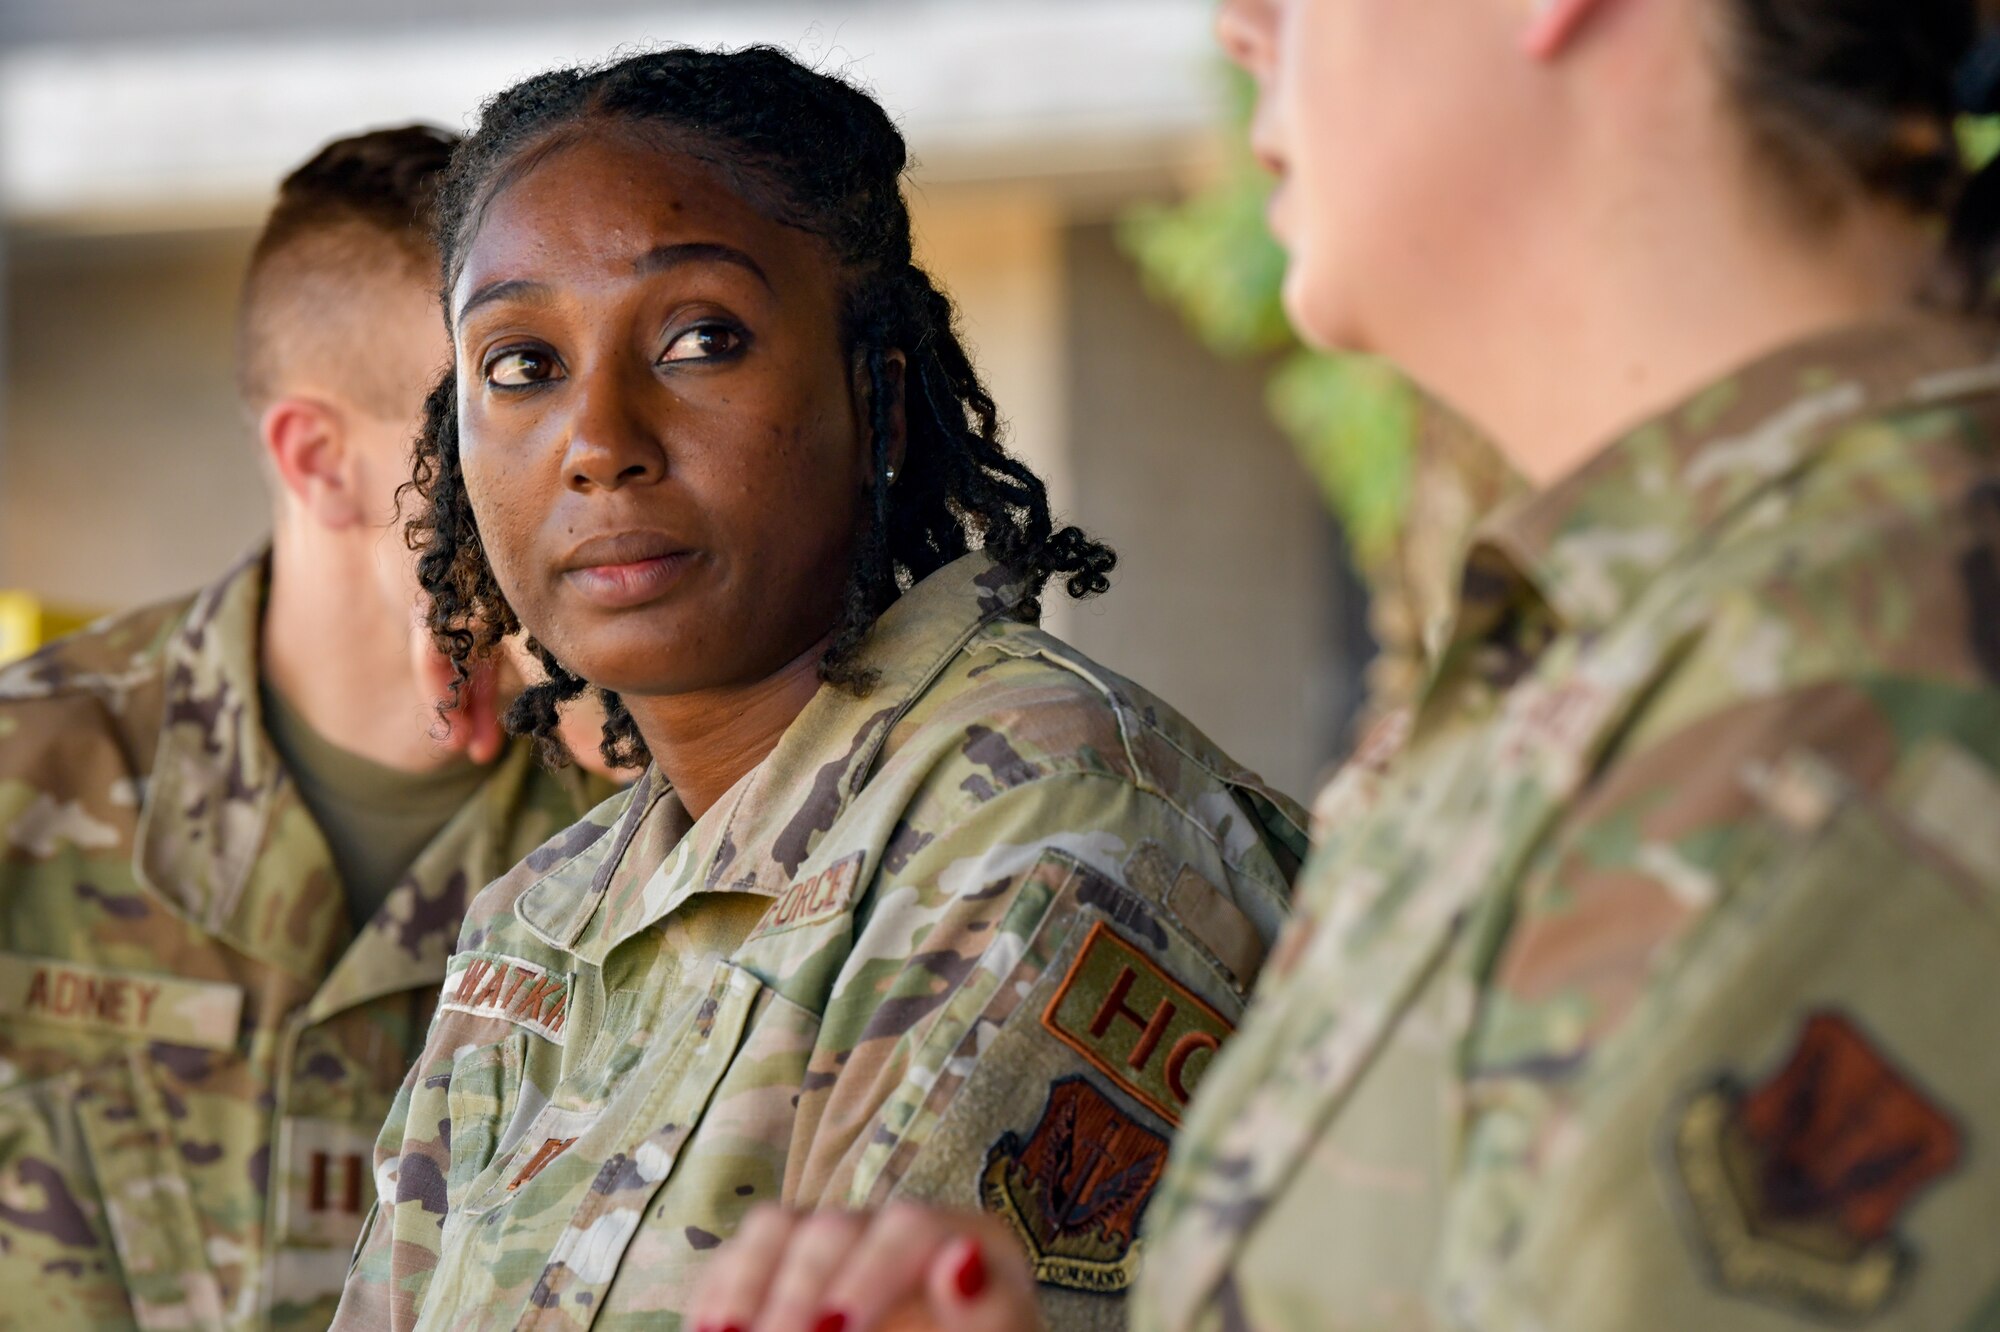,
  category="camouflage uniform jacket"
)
[0,551,602,1332]
[1140,315,2000,1332]
[330,553,1308,1332]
